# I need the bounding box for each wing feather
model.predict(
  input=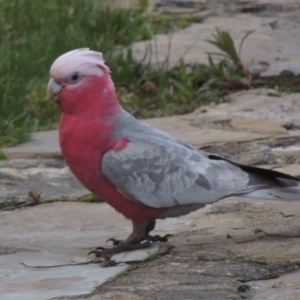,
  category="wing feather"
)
[102,139,249,208]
